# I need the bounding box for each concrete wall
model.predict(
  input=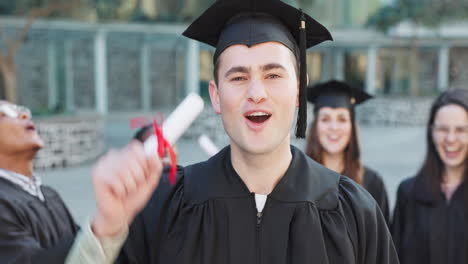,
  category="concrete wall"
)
[34,115,105,170]
[356,97,433,126]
